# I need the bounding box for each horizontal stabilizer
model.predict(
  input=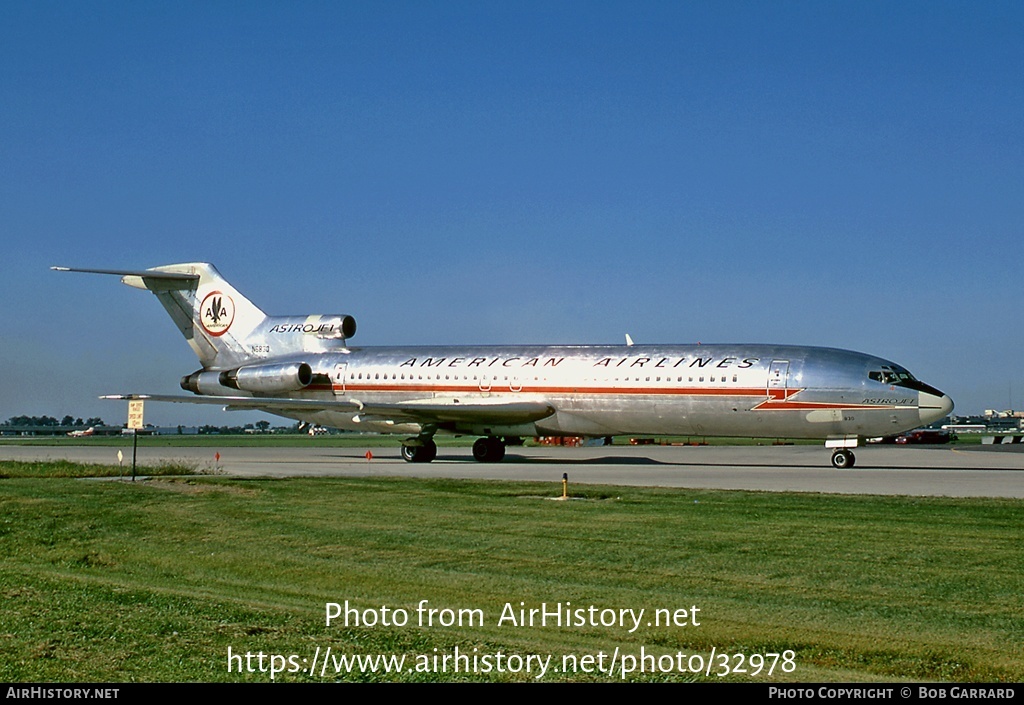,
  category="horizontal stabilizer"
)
[52,266,199,291]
